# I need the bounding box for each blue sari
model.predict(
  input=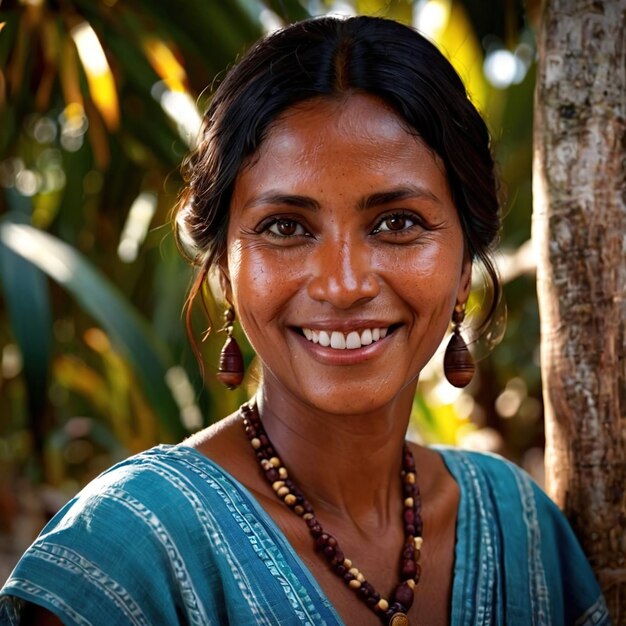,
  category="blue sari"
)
[0,445,610,625]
